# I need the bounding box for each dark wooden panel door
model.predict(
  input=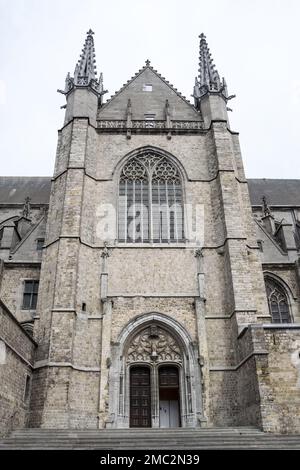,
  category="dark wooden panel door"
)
[159,366,179,388]
[130,366,151,428]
